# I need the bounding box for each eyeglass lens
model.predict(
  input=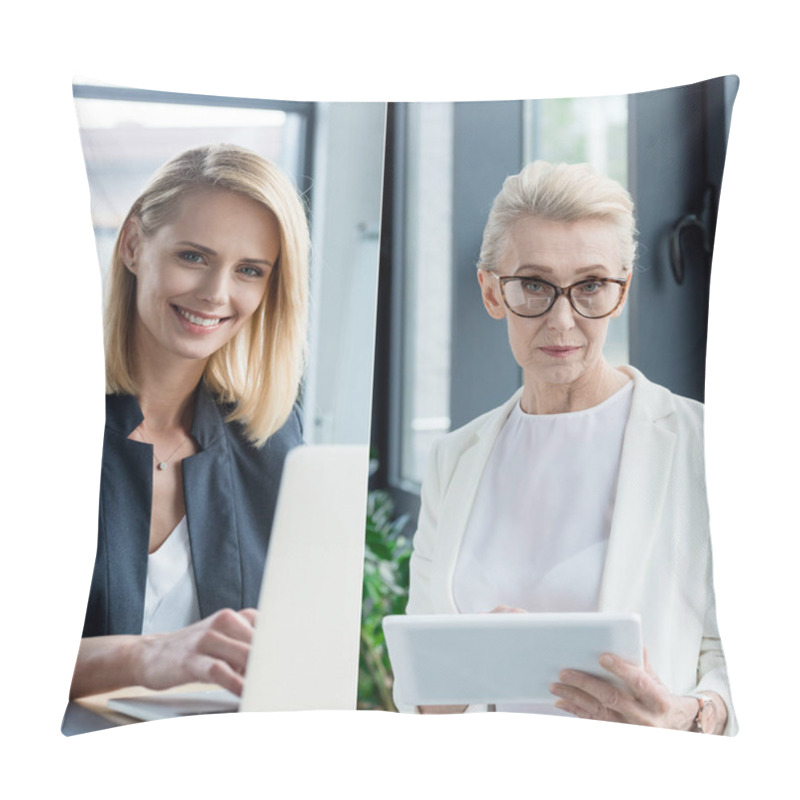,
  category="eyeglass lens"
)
[502,279,622,318]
